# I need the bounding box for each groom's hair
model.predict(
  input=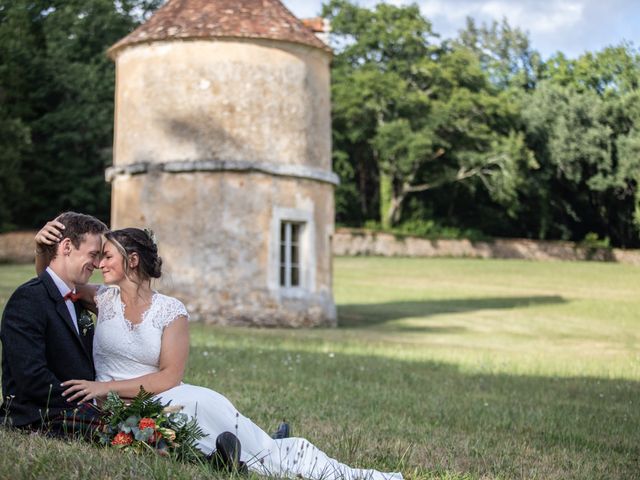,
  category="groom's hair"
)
[45,211,108,259]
